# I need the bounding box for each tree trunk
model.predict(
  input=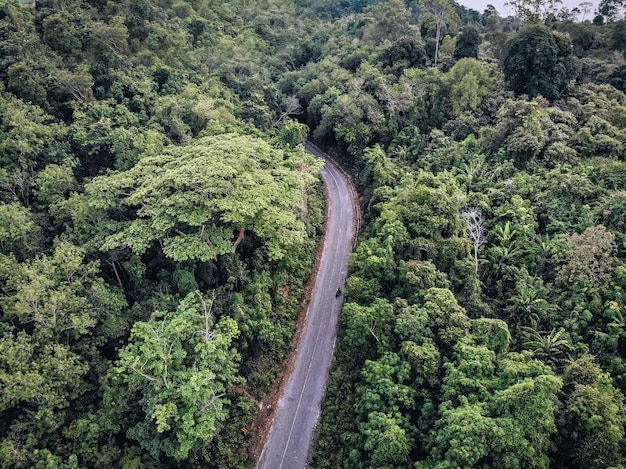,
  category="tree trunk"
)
[232,227,245,252]
[434,14,444,65]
